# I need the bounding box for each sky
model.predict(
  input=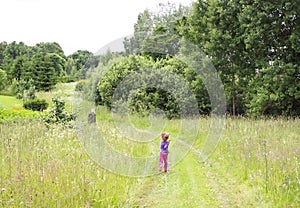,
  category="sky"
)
[0,0,193,55]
